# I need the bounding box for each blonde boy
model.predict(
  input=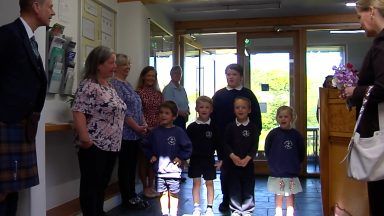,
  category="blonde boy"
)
[186,96,222,216]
